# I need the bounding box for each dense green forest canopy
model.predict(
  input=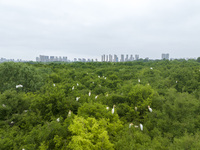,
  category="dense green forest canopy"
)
[1,60,200,149]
